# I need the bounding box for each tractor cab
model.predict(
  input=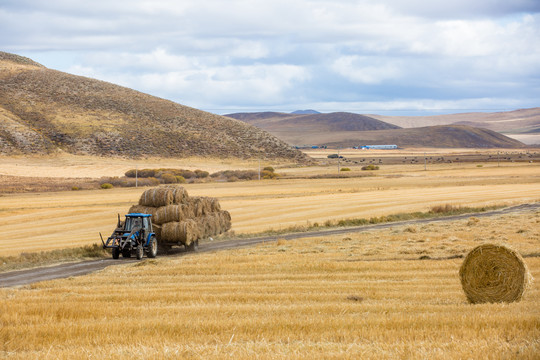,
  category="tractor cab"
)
[102,213,158,260]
